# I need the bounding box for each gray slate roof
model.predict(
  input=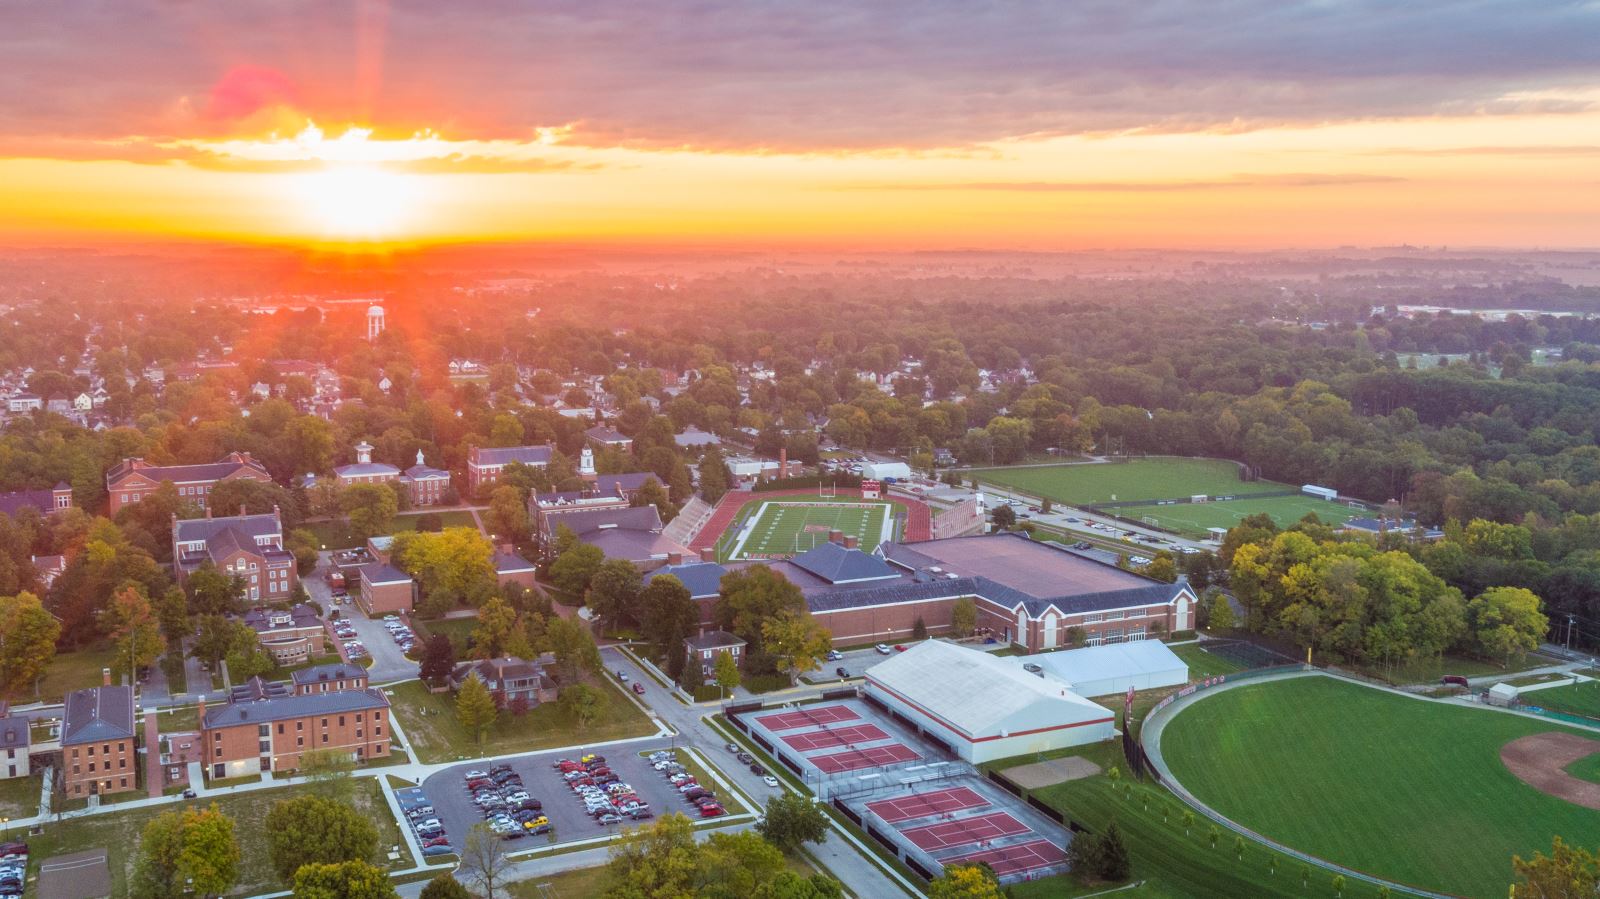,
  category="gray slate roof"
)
[596,472,657,494]
[0,487,62,517]
[360,562,412,585]
[685,630,744,651]
[204,688,389,728]
[789,542,900,584]
[174,512,282,544]
[62,686,135,745]
[493,550,536,573]
[474,445,554,466]
[645,561,727,599]
[557,505,663,536]
[0,715,30,750]
[291,662,368,686]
